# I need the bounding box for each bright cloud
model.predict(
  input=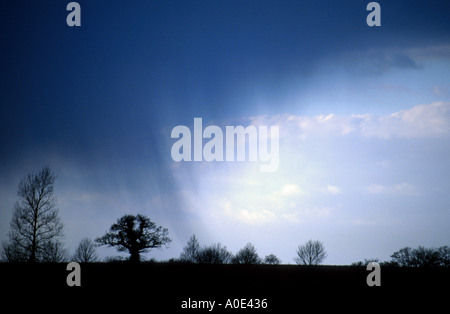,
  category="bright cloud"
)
[251,102,450,139]
[325,185,342,195]
[365,184,386,194]
[219,183,305,224]
[210,180,328,225]
[221,201,335,225]
[360,102,450,139]
[280,184,303,196]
